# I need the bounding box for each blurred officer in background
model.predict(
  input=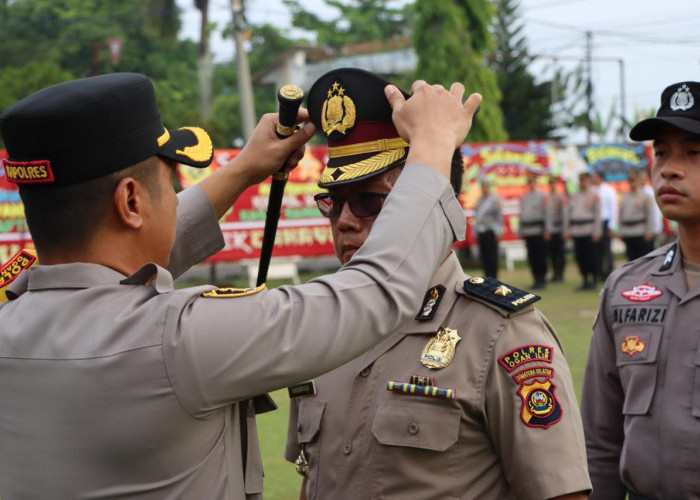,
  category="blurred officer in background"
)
[474,176,502,279]
[568,172,602,290]
[286,68,591,500]
[519,172,551,289]
[591,171,618,279]
[582,81,700,499]
[617,170,656,261]
[547,176,569,282]
[0,72,478,498]
[639,168,665,252]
